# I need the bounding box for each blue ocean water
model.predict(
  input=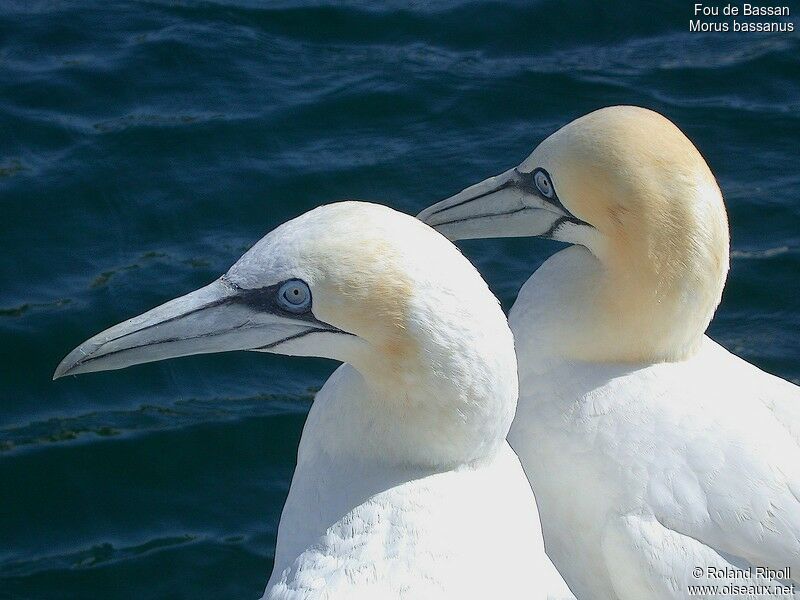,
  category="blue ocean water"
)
[1,1,798,598]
